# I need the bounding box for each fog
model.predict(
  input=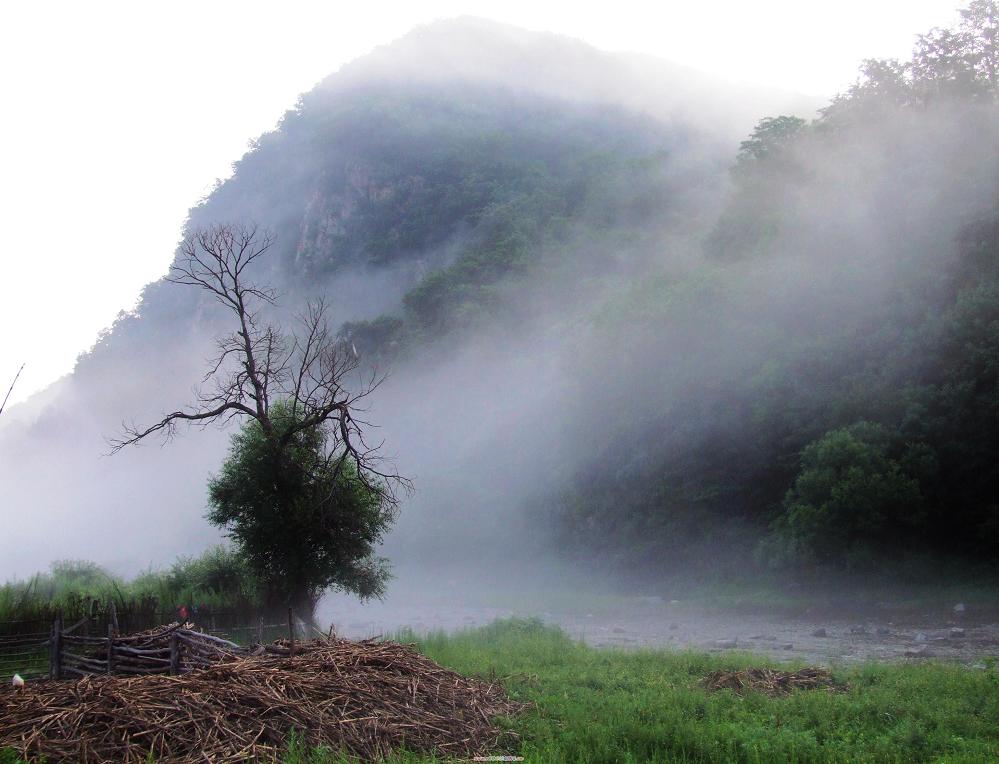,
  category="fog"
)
[1,16,997,626]
[333,17,820,145]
